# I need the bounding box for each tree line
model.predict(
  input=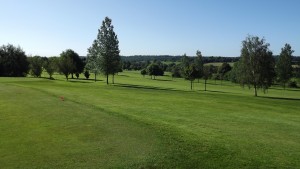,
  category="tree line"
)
[138,36,299,96]
[0,17,121,84]
[1,17,299,96]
